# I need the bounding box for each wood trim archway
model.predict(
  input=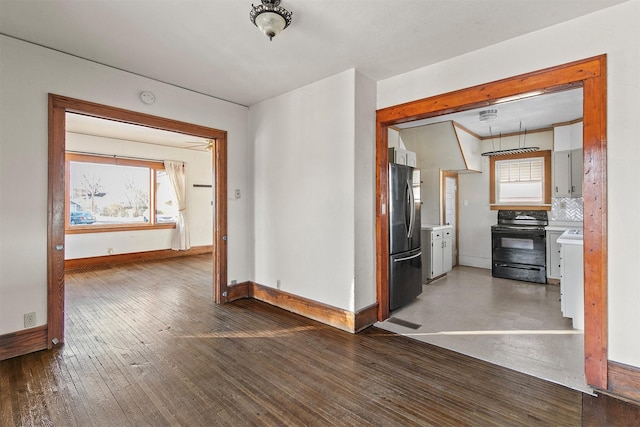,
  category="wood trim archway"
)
[375,55,608,389]
[47,94,228,346]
